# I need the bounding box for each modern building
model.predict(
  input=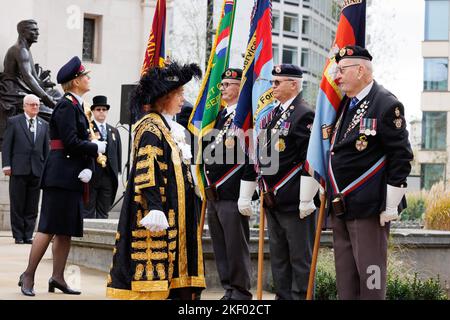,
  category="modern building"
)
[419,0,450,190]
